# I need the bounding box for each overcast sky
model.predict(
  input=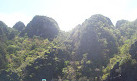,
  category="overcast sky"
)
[0,0,137,31]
